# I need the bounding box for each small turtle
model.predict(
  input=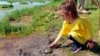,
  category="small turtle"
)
[44,48,53,54]
[40,48,53,54]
